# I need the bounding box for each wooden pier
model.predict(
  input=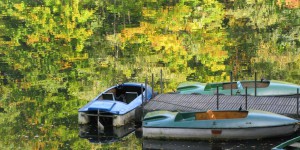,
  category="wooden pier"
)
[144,94,300,115]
